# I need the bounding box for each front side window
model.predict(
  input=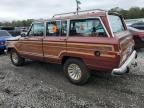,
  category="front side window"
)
[46,21,61,36]
[108,15,125,33]
[29,23,44,36]
[70,19,106,37]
